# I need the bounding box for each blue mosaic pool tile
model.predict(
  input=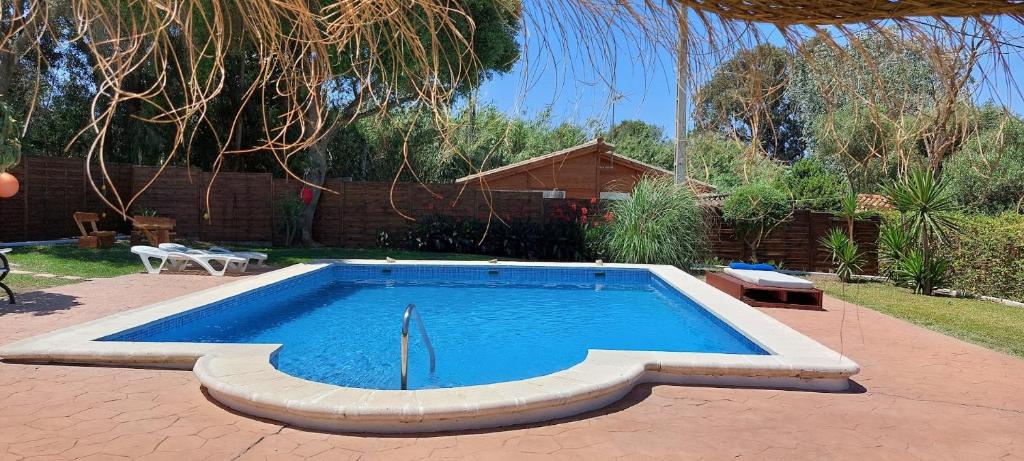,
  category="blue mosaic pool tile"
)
[332,264,651,285]
[102,267,335,341]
